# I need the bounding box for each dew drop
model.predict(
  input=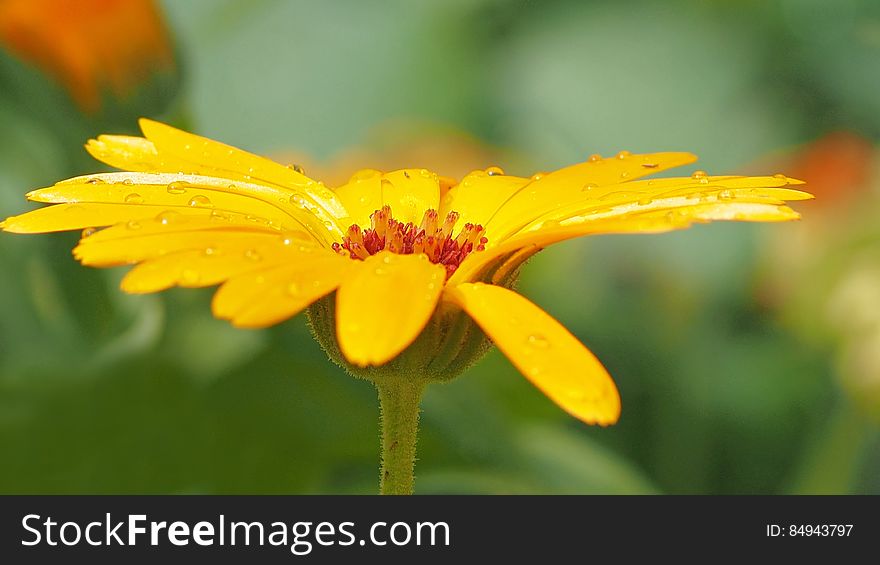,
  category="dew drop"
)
[81,227,97,238]
[581,183,599,192]
[124,193,143,204]
[286,282,301,296]
[121,179,134,186]
[188,195,212,207]
[718,189,735,201]
[156,210,179,225]
[526,334,550,349]
[691,170,709,184]
[773,173,787,180]
[382,255,393,264]
[244,249,262,262]
[530,172,547,181]
[620,171,630,179]
[126,220,141,230]
[588,153,602,163]
[166,181,188,195]
[203,247,217,256]
[637,196,653,206]
[486,166,505,176]
[616,150,631,159]
[286,164,305,175]
[289,194,306,207]
[85,177,104,185]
